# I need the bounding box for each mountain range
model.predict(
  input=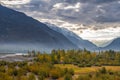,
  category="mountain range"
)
[100,38,120,51]
[0,5,120,52]
[45,23,98,51]
[0,5,77,53]
[46,23,120,51]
